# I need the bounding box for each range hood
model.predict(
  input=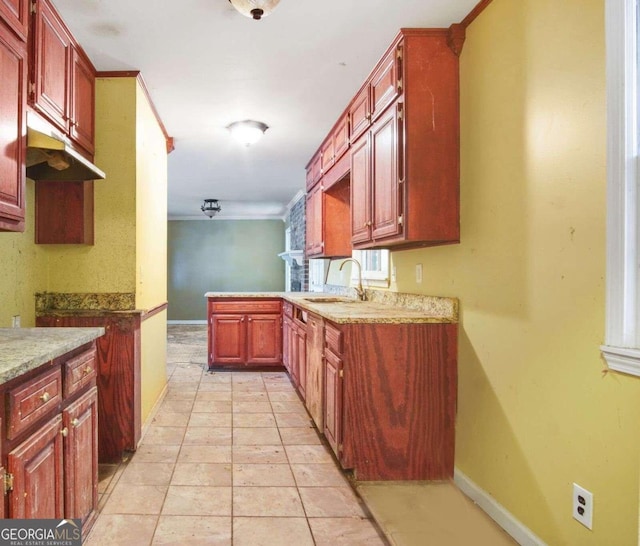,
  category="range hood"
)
[26,114,105,181]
